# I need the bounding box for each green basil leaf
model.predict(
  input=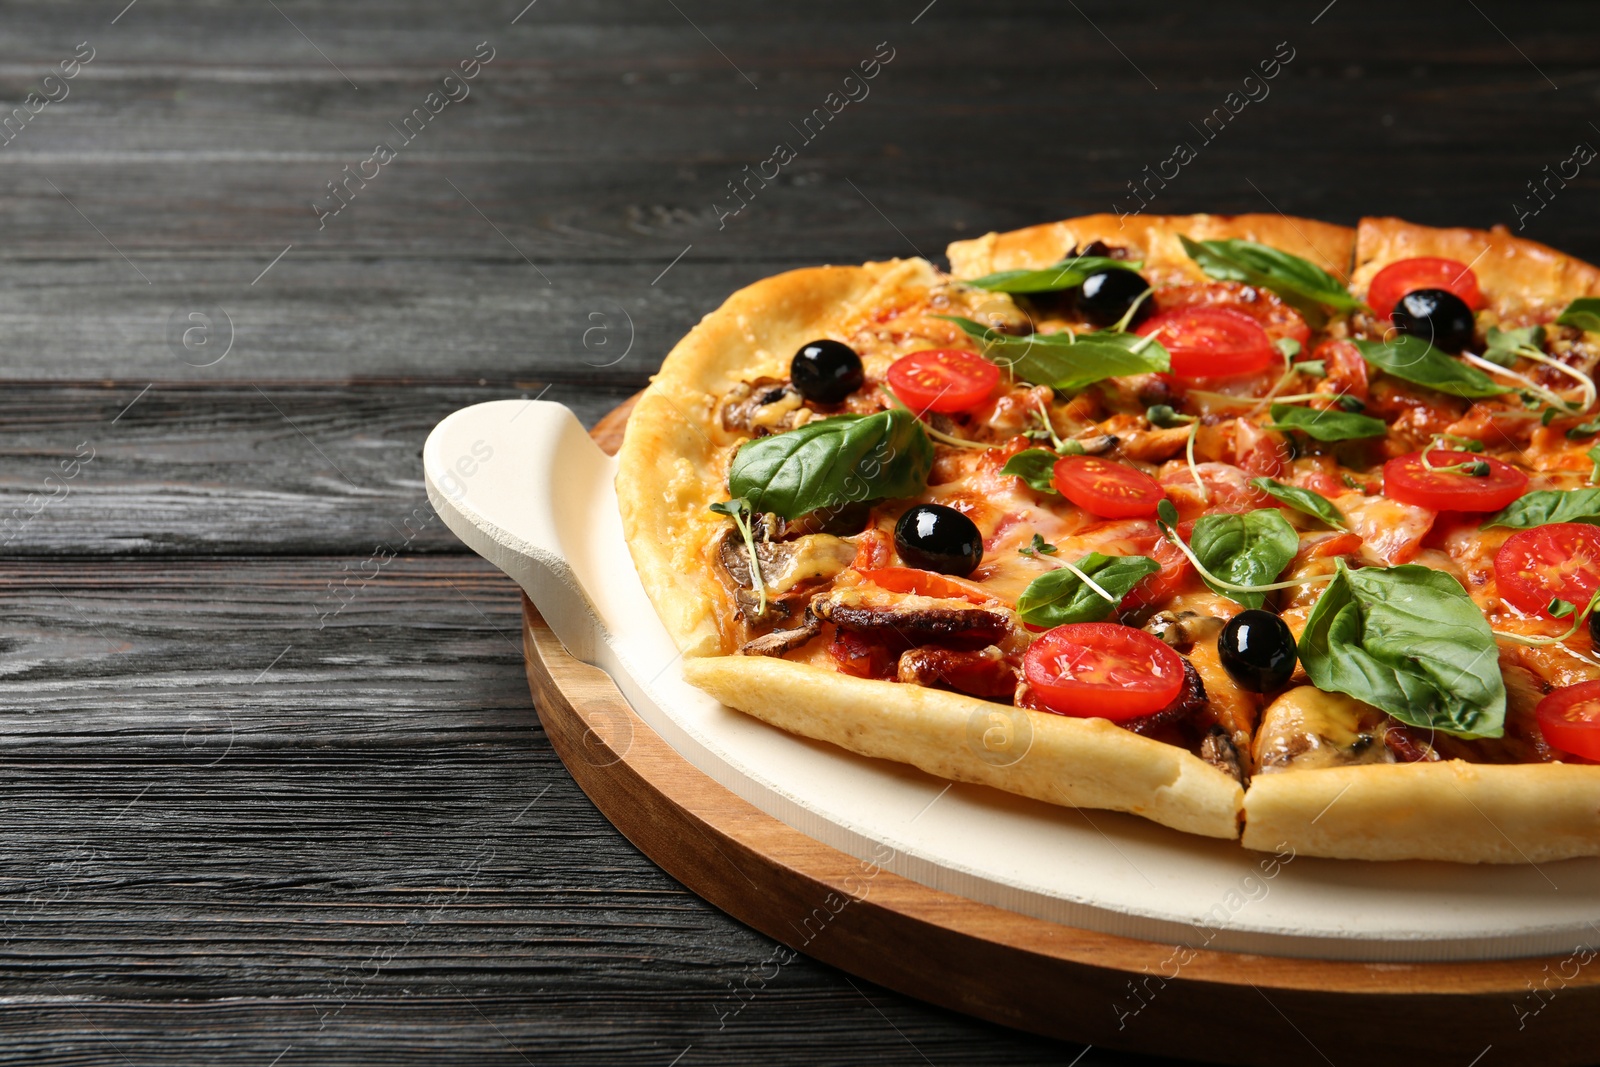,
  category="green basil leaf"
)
[1265,403,1387,442]
[1556,297,1600,333]
[1179,236,1363,324]
[1249,477,1348,530]
[965,256,1141,294]
[1482,488,1600,529]
[728,409,934,520]
[1297,561,1505,739]
[1482,324,1543,368]
[1188,508,1299,609]
[1566,415,1600,439]
[1015,552,1158,627]
[1353,336,1510,399]
[1000,448,1060,494]
[939,316,1170,389]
